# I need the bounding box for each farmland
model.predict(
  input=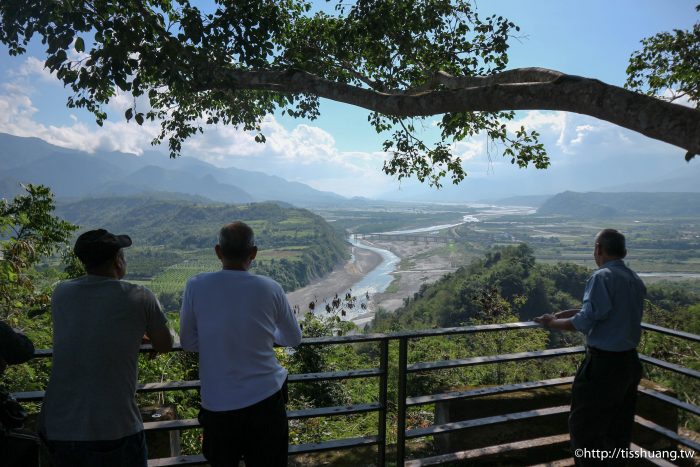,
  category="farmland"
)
[54,195,349,311]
